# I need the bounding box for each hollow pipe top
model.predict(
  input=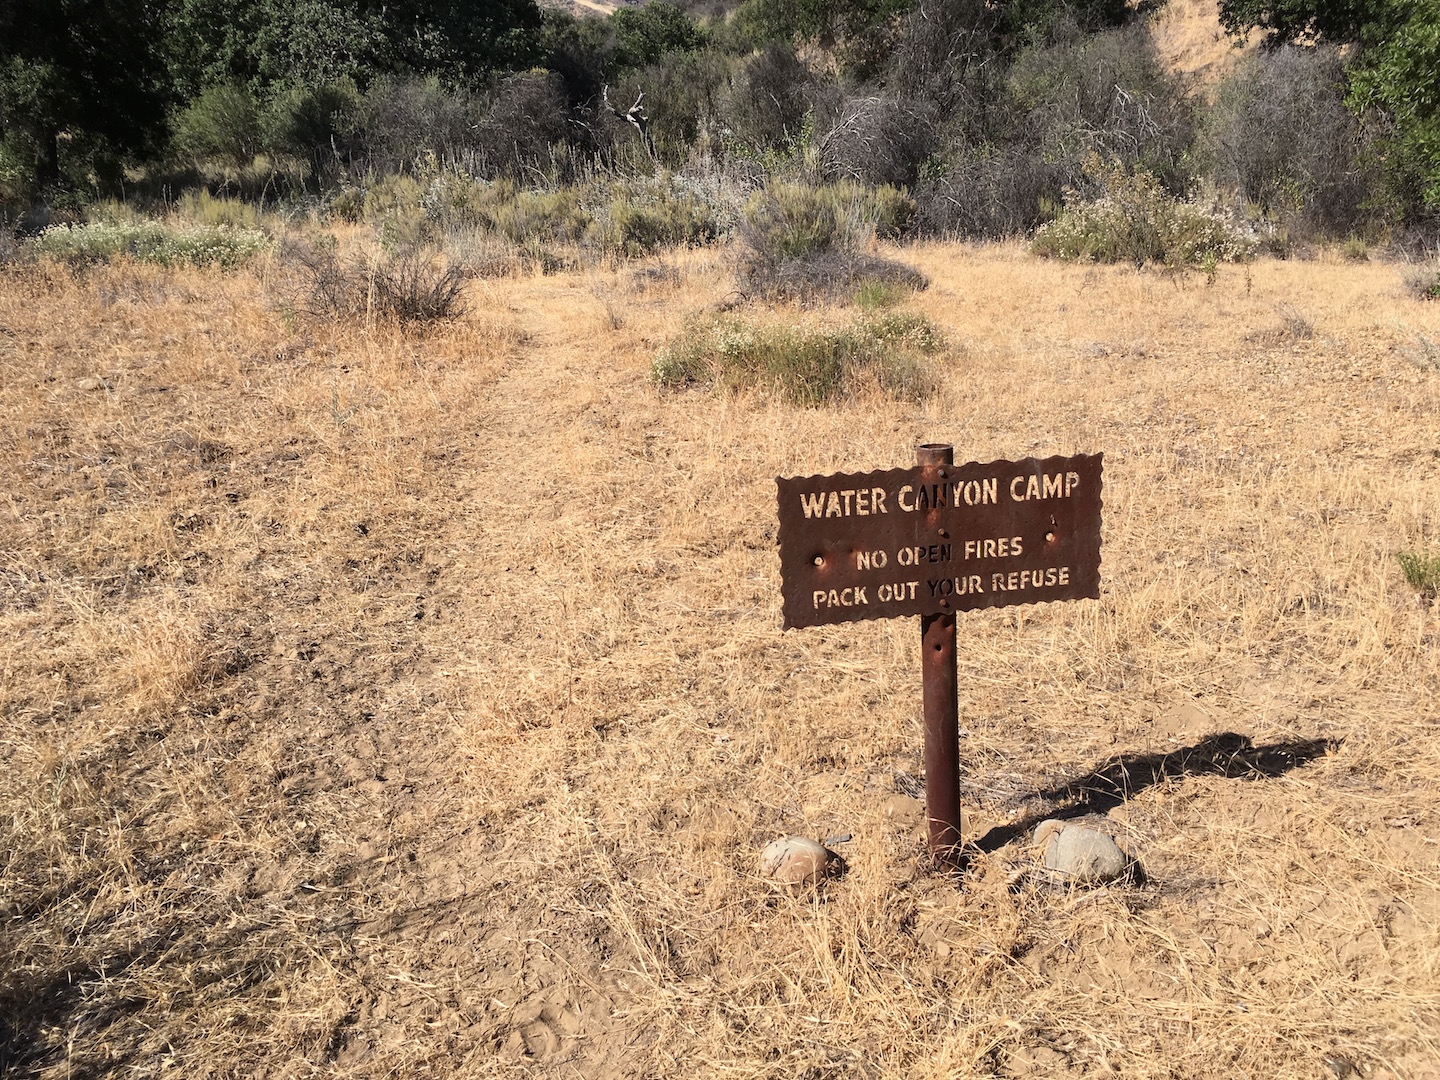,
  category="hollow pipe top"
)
[916,443,954,466]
